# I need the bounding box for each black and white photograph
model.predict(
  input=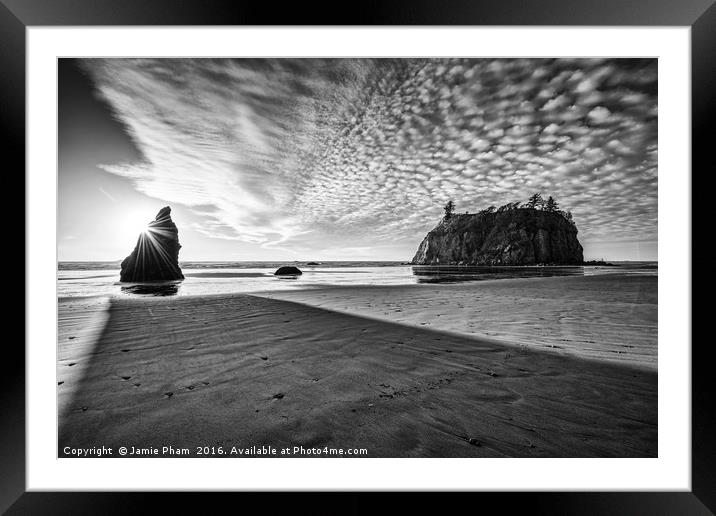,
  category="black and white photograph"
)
[57,57,658,459]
